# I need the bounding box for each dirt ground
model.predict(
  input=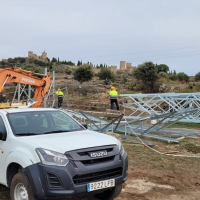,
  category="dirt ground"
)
[1,135,200,200]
